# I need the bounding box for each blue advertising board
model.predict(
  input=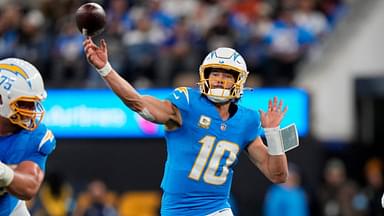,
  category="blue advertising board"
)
[43,88,309,138]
